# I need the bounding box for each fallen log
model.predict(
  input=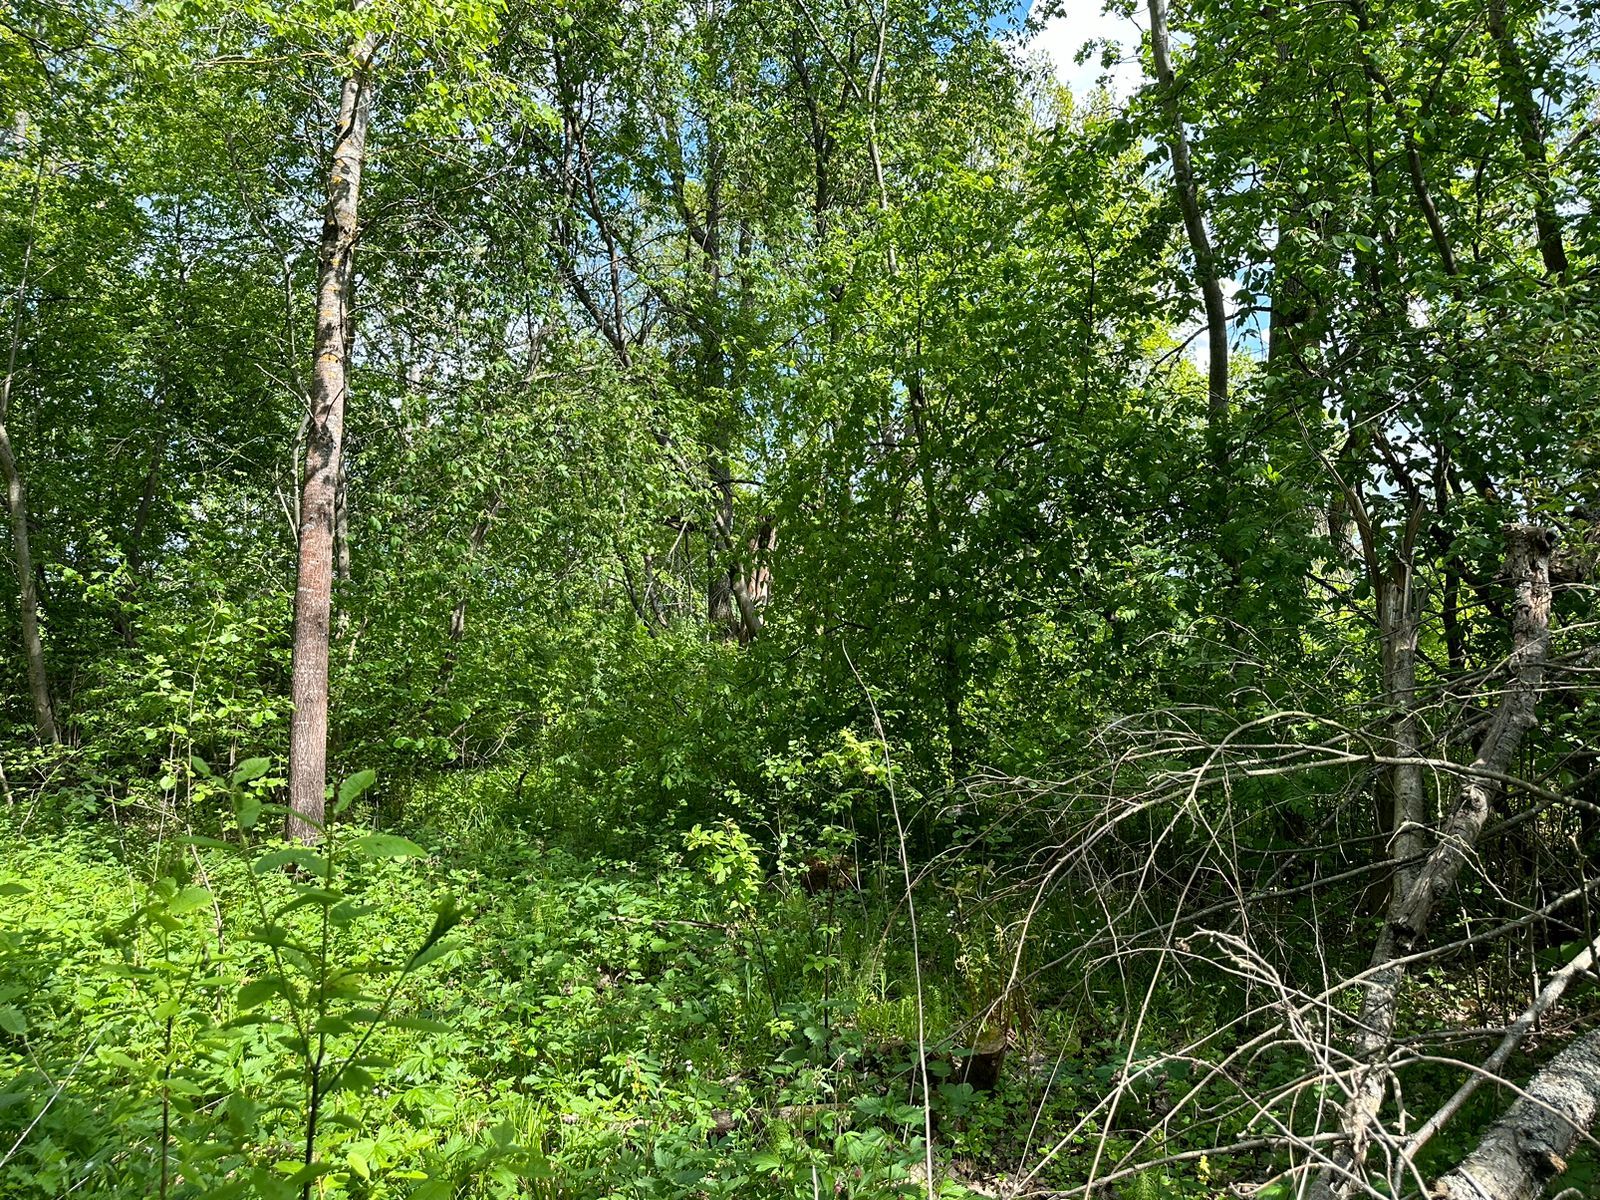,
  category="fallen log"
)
[1433,1027,1600,1200]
